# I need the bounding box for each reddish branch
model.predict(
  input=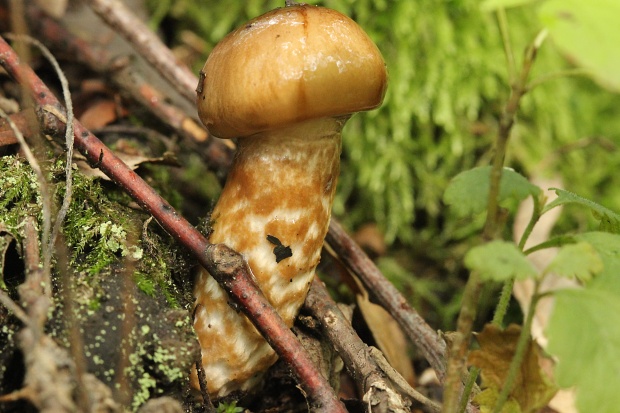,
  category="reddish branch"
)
[0,36,346,413]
